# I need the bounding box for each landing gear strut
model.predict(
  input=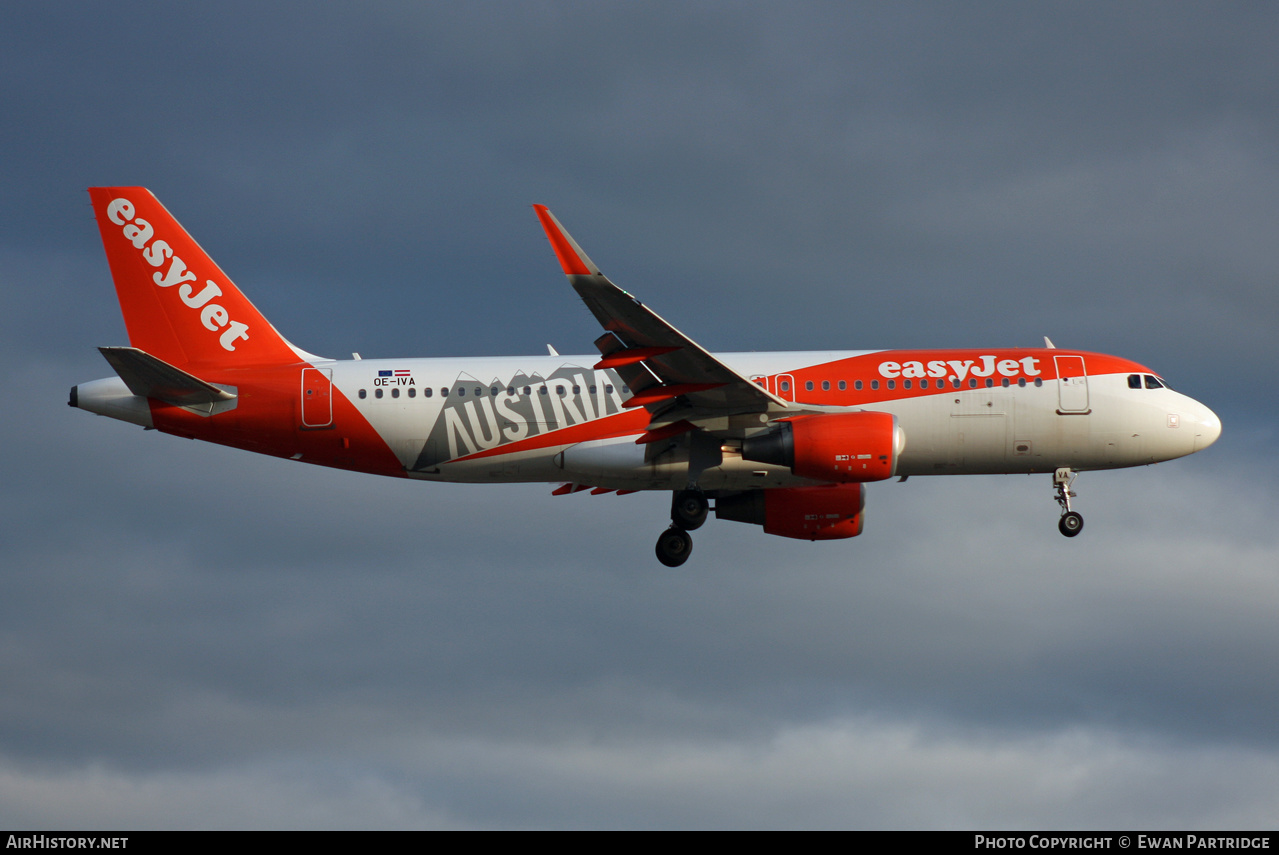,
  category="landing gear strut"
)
[1054,467,1084,537]
[655,489,709,566]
